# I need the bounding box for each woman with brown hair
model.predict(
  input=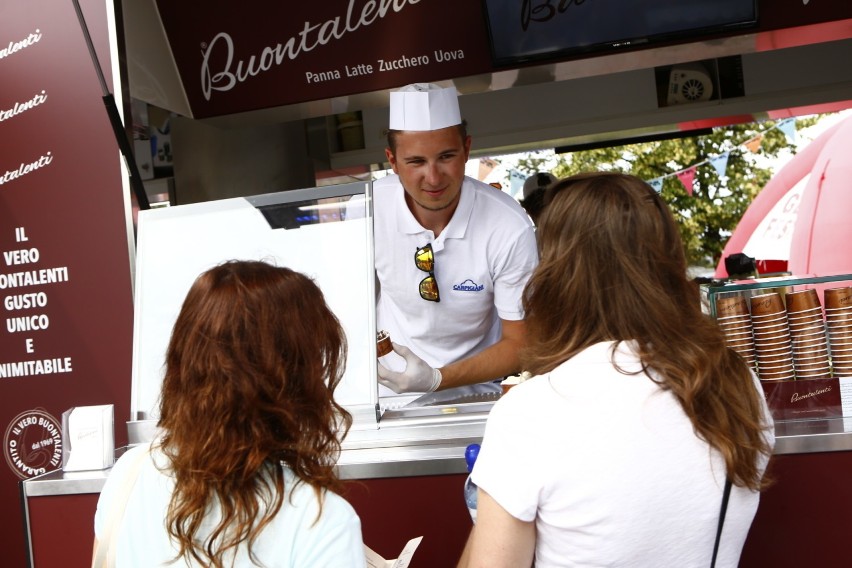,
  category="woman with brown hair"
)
[459,172,774,568]
[94,260,365,567]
